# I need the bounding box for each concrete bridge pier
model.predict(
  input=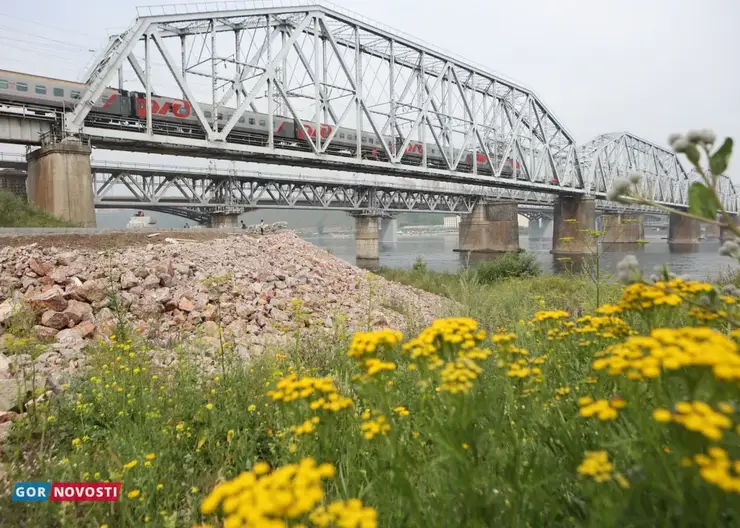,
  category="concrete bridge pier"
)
[551,196,595,256]
[601,213,645,248]
[456,202,519,254]
[353,215,380,269]
[379,217,398,245]
[26,141,95,227]
[668,212,700,251]
[209,213,241,228]
[720,215,738,242]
